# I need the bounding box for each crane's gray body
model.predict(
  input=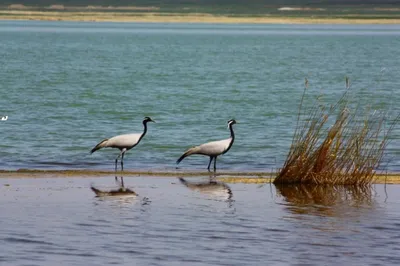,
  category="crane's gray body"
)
[183,138,232,157]
[177,119,236,172]
[92,133,142,152]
